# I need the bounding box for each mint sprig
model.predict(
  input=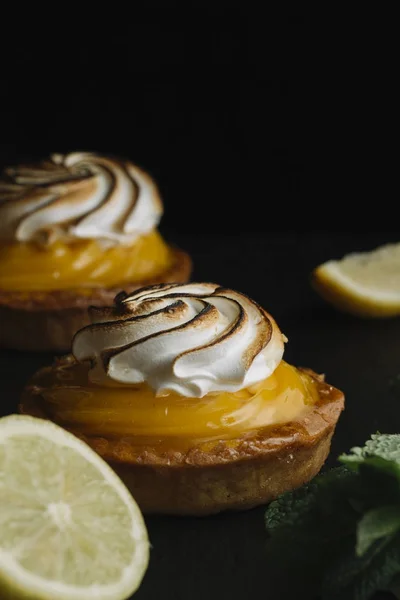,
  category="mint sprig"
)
[356,506,400,557]
[265,434,400,600]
